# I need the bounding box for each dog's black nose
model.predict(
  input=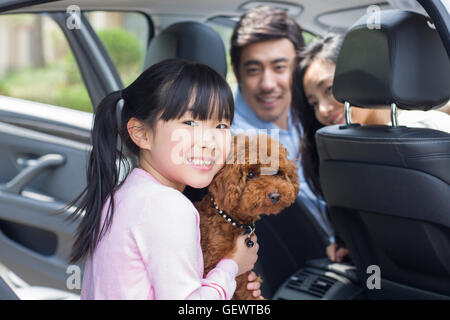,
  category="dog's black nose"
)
[268,192,280,203]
